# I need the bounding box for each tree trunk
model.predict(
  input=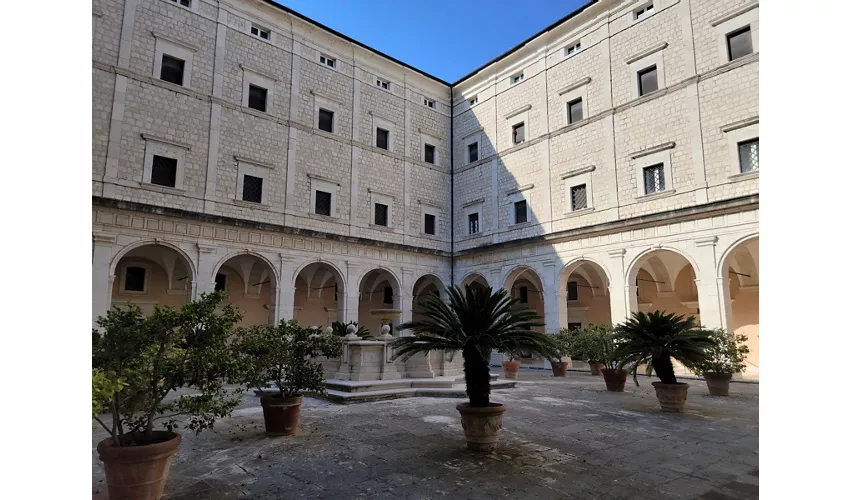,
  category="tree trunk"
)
[463,343,491,407]
[652,355,677,384]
